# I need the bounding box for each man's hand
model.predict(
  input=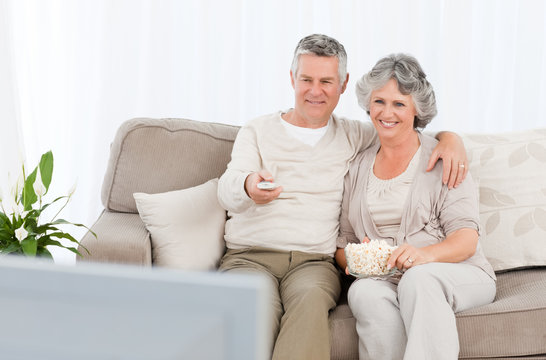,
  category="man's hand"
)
[244,170,283,204]
[427,131,468,189]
